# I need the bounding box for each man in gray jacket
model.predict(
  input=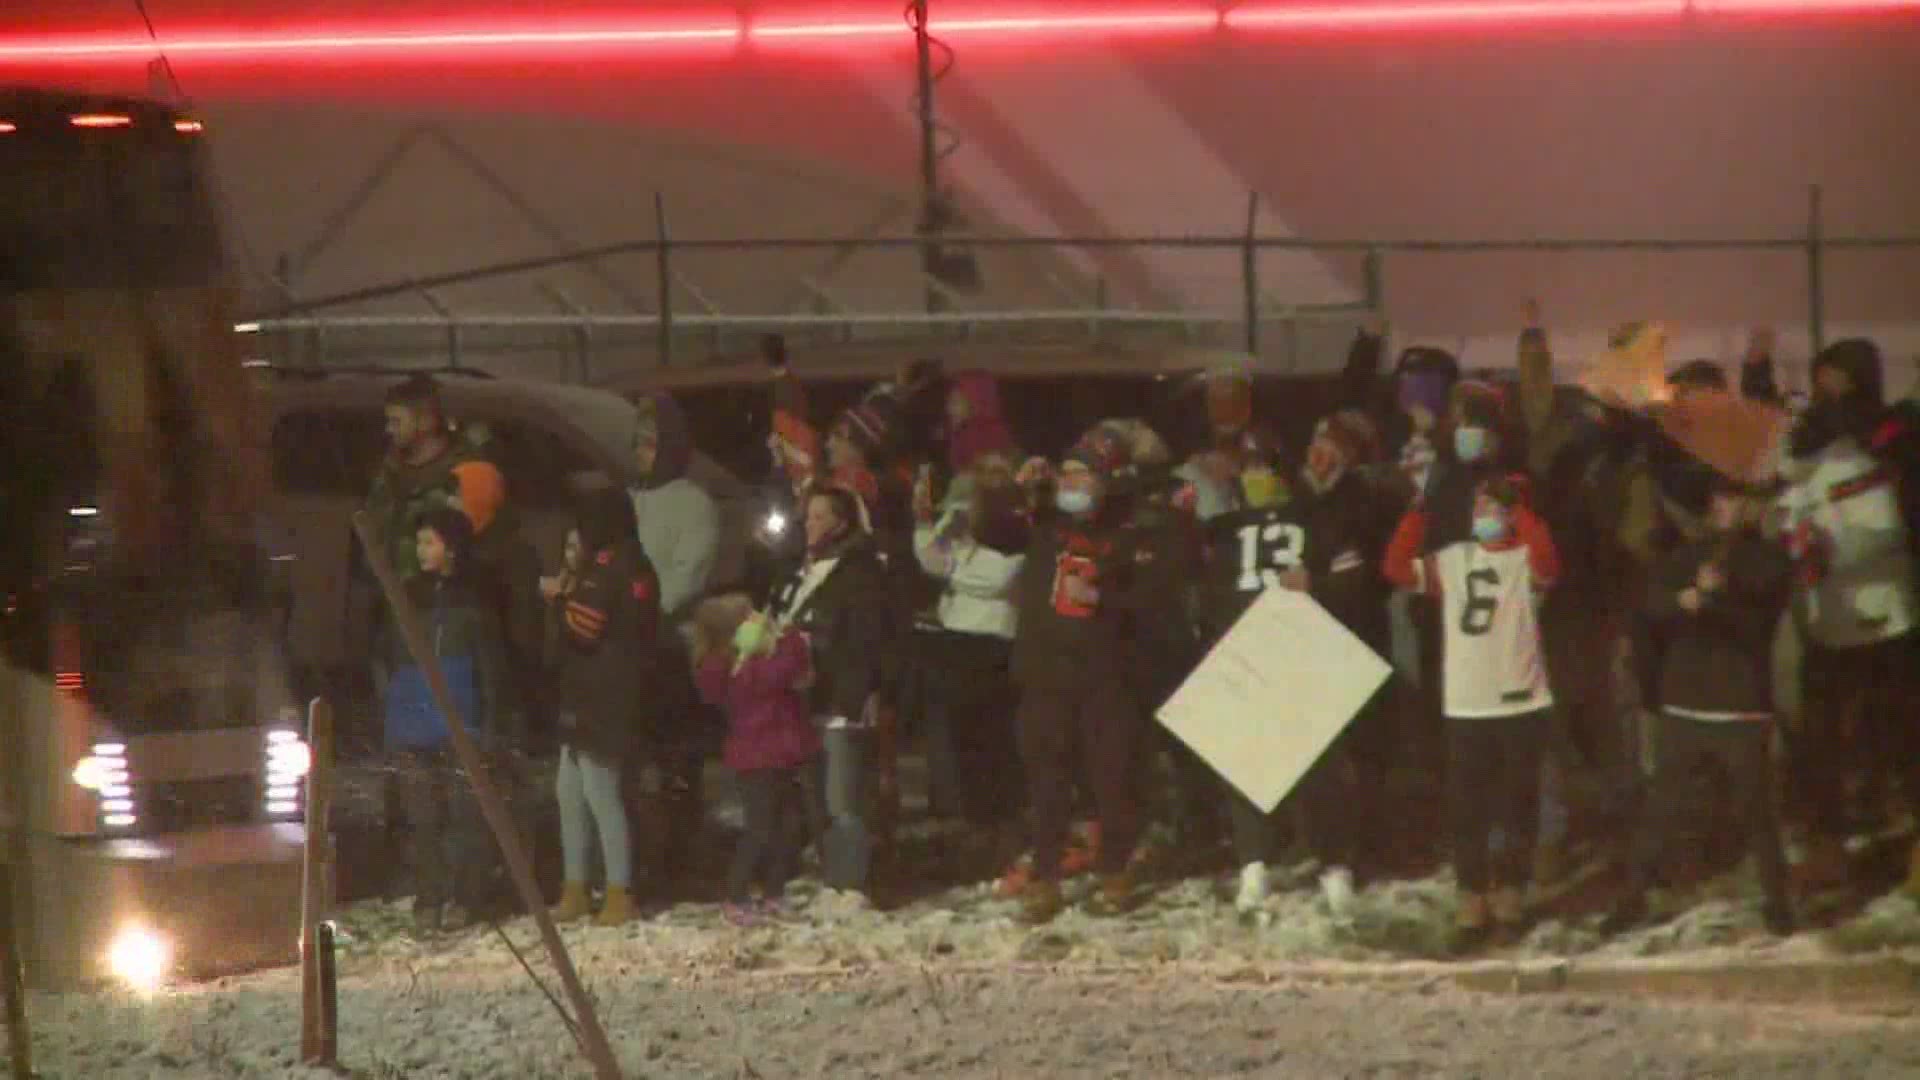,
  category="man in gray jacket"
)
[629,391,720,621]
[628,390,721,882]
